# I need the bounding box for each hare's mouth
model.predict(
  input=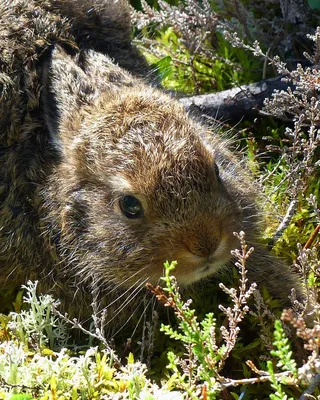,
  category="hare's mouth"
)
[174,258,225,286]
[199,261,221,275]
[200,264,212,273]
